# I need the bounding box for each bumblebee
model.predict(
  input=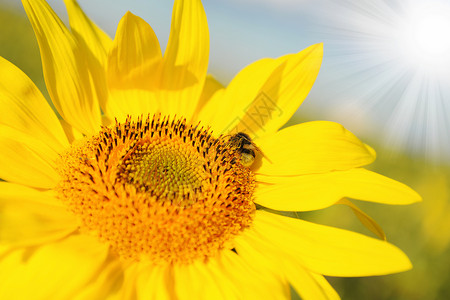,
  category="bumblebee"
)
[227,132,262,168]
